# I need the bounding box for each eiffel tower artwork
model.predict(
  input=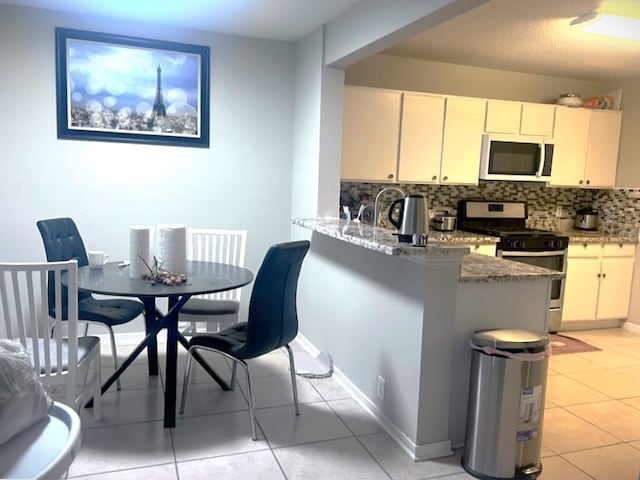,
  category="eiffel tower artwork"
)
[148,64,167,130]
